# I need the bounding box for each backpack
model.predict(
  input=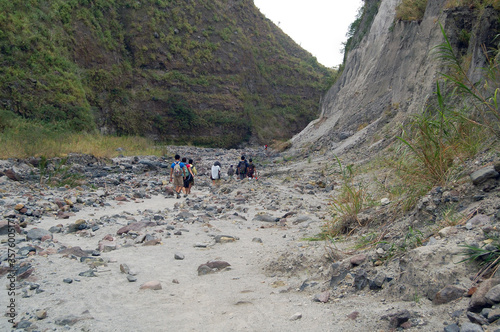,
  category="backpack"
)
[185,166,192,181]
[173,162,182,177]
[237,161,247,175]
[247,164,255,177]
